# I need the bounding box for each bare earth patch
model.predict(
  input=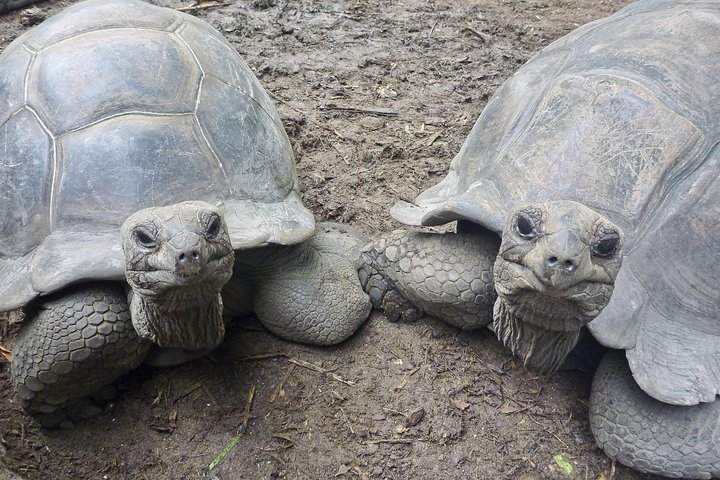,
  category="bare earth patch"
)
[1,0,663,478]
